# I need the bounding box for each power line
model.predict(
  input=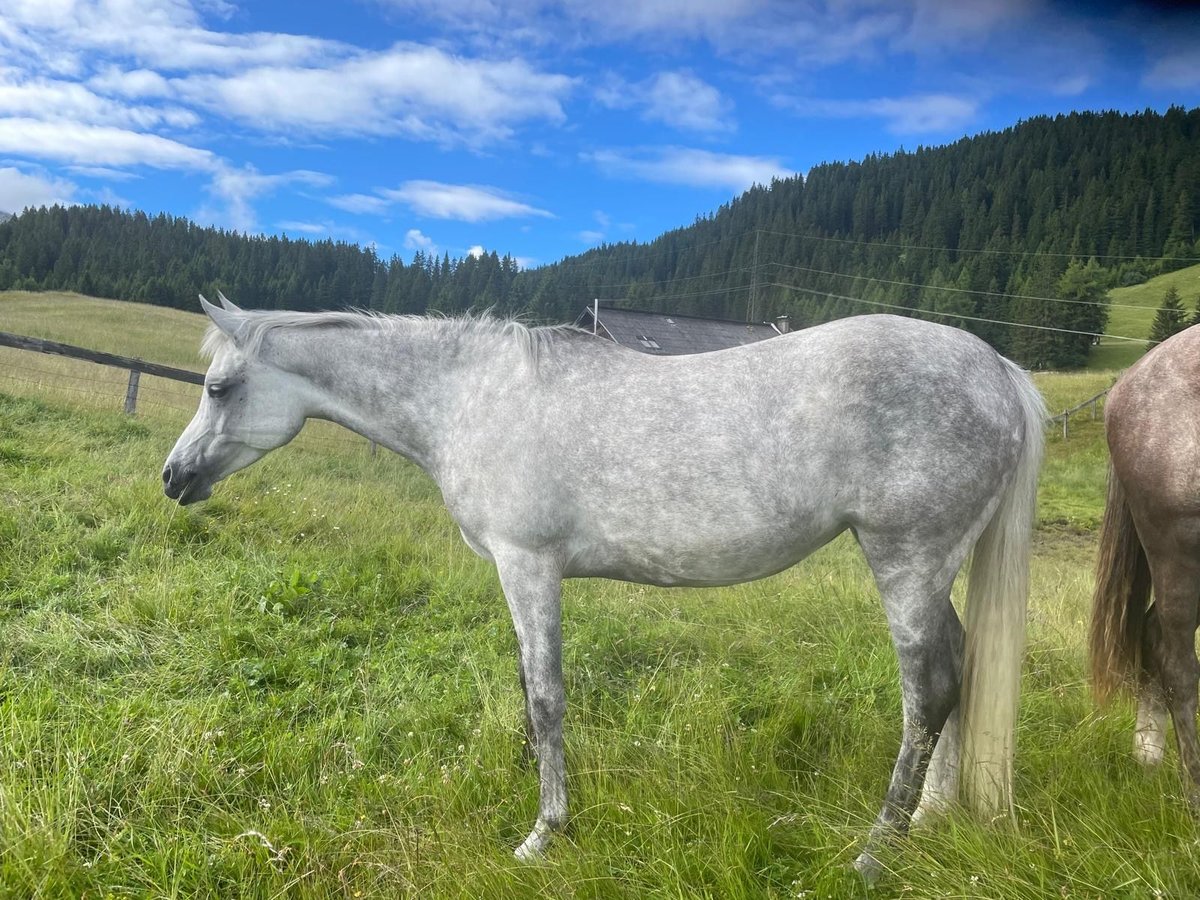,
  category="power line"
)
[754,226,1200,263]
[768,282,1152,345]
[540,220,1200,289]
[594,264,751,292]
[765,260,1157,313]
[625,283,749,303]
